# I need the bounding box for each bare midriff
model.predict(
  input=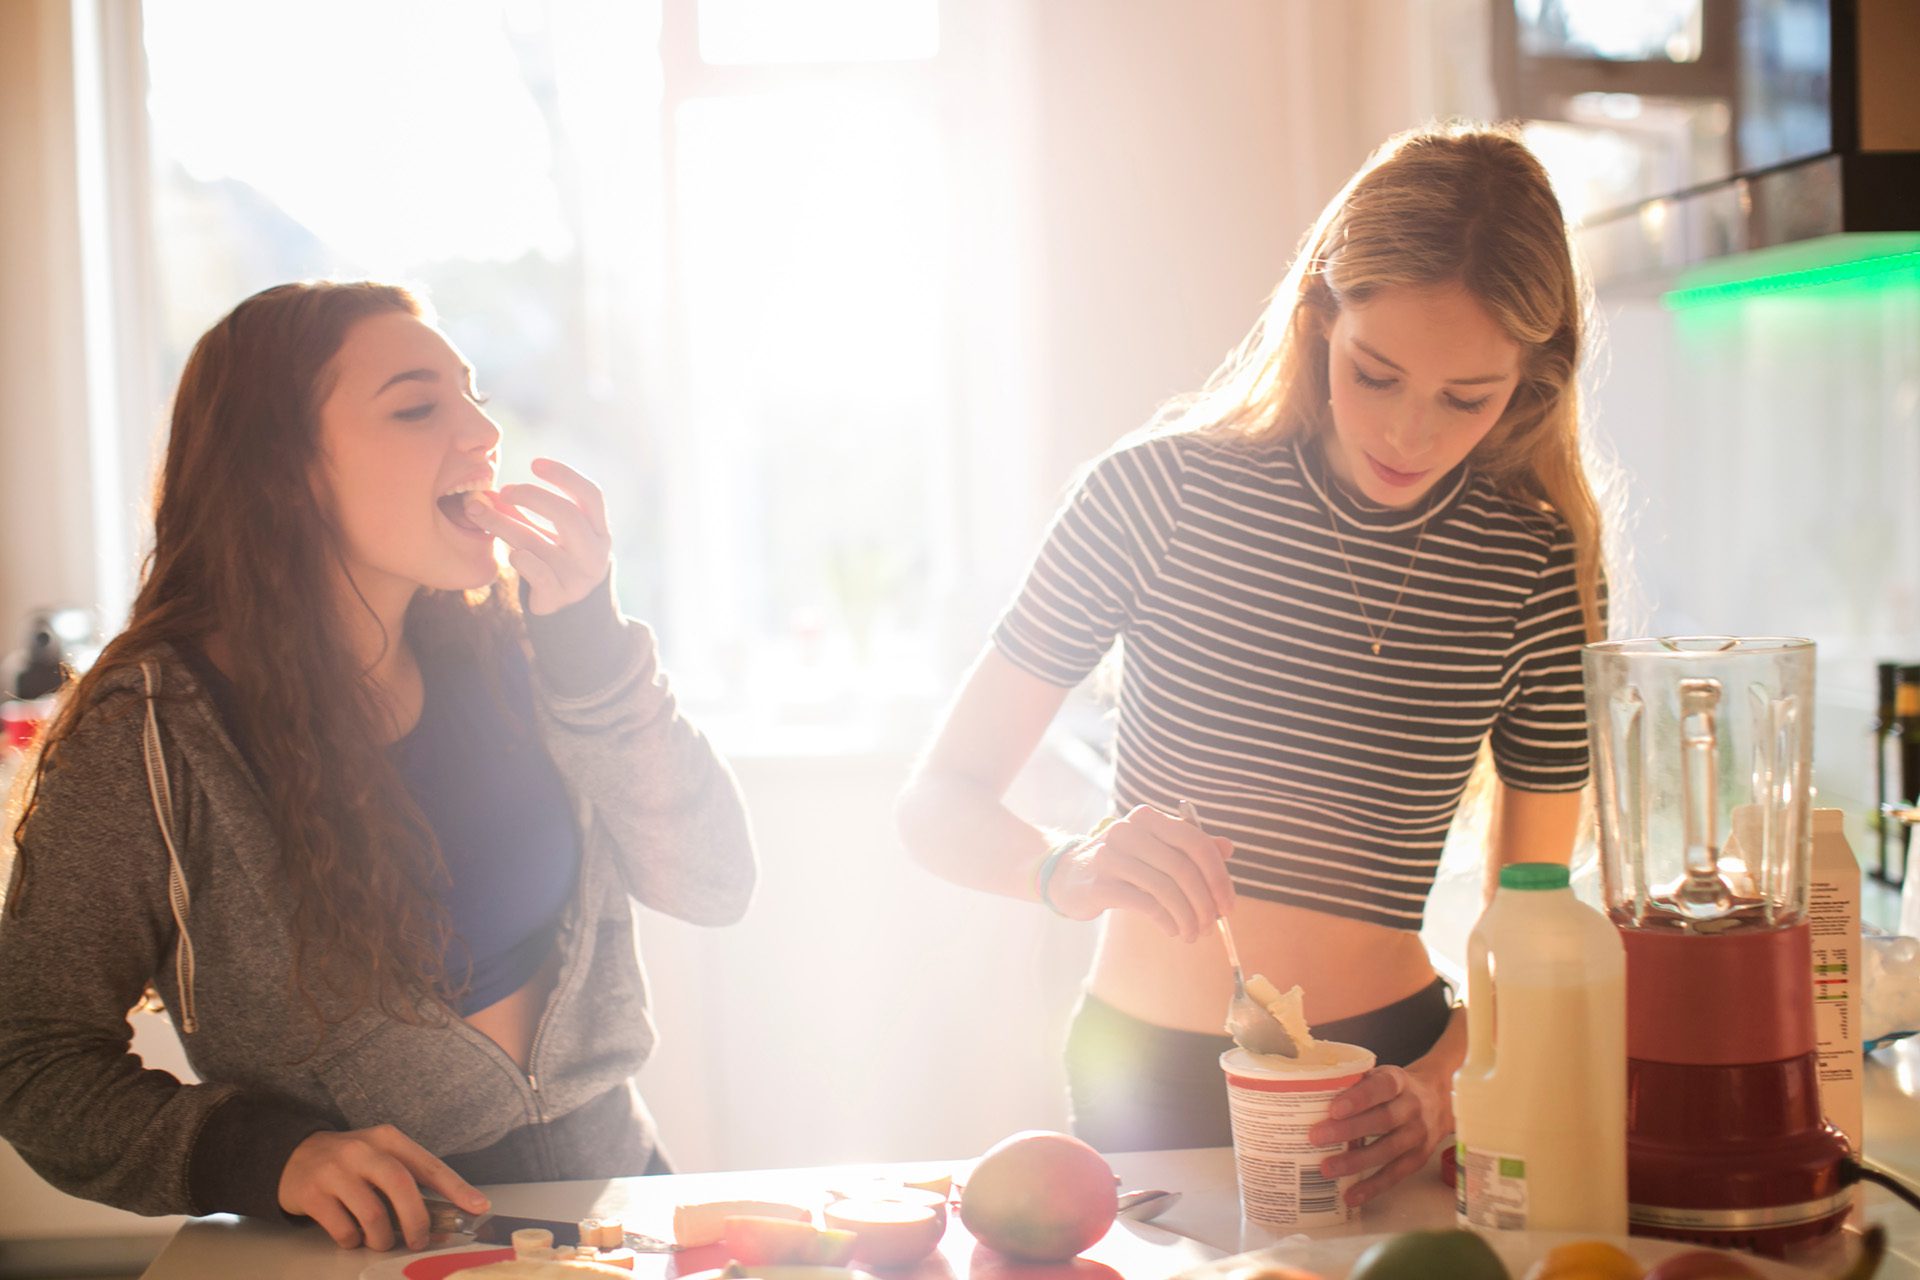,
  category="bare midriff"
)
[1086,894,1437,1033]
[462,948,562,1073]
